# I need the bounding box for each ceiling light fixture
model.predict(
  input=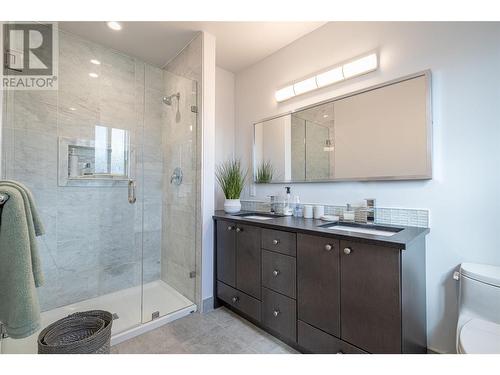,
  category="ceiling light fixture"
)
[90,59,101,65]
[88,72,99,78]
[274,52,378,102]
[106,21,122,31]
